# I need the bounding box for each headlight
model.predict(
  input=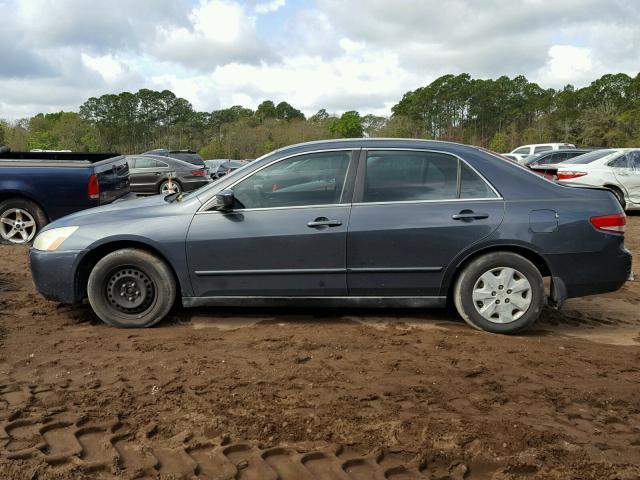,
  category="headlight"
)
[33,226,79,251]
